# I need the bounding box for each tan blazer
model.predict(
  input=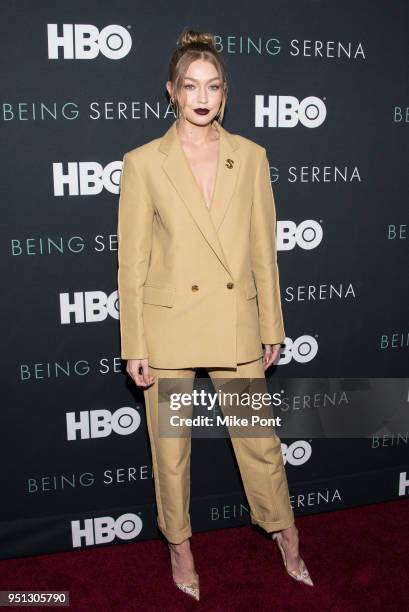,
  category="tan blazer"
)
[117,118,285,368]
